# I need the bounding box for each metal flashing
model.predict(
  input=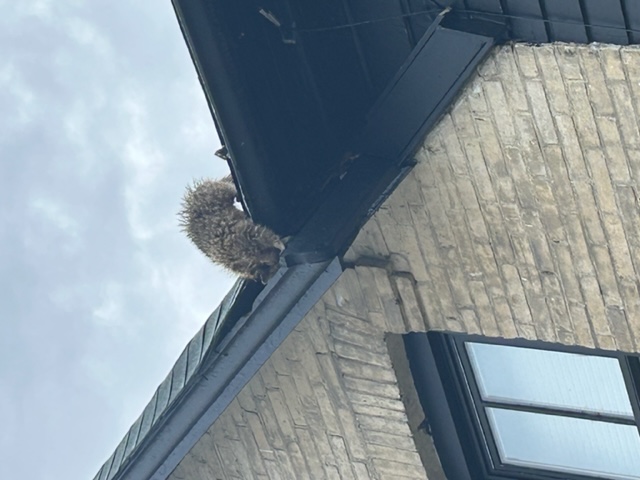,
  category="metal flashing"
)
[101,259,342,480]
